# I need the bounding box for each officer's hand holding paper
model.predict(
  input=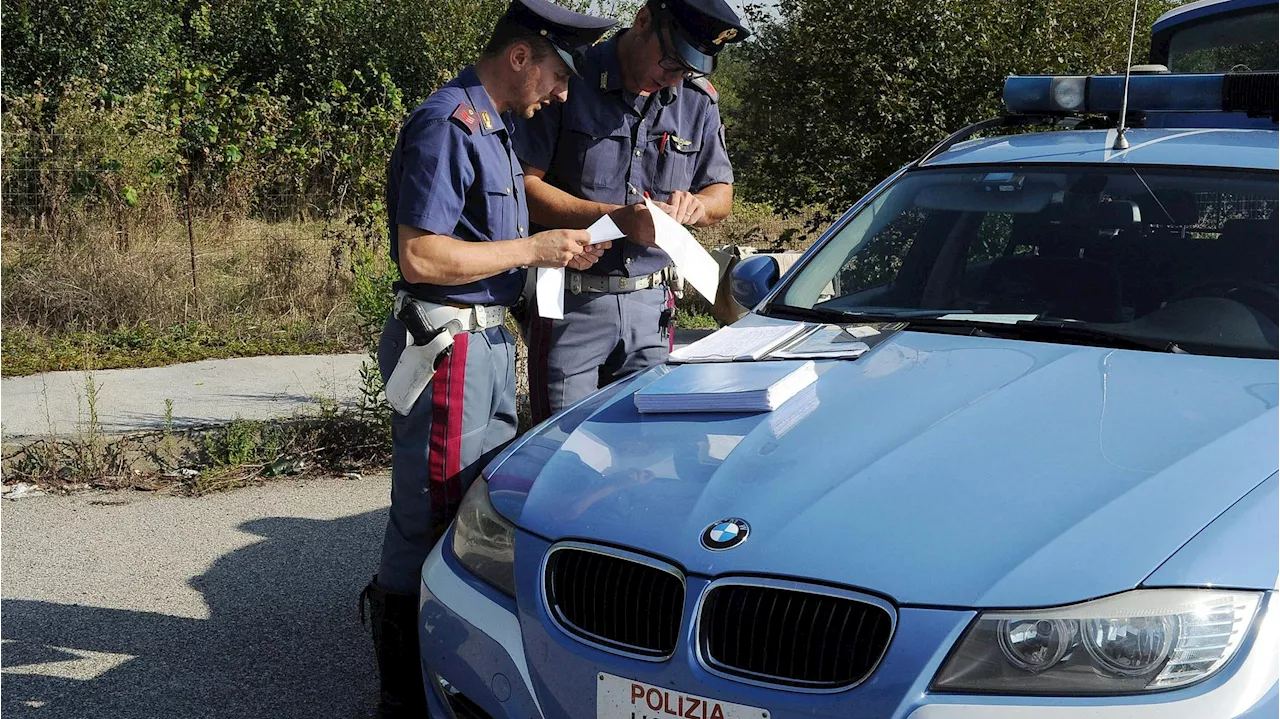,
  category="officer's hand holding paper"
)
[643,197,720,302]
[535,215,626,319]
